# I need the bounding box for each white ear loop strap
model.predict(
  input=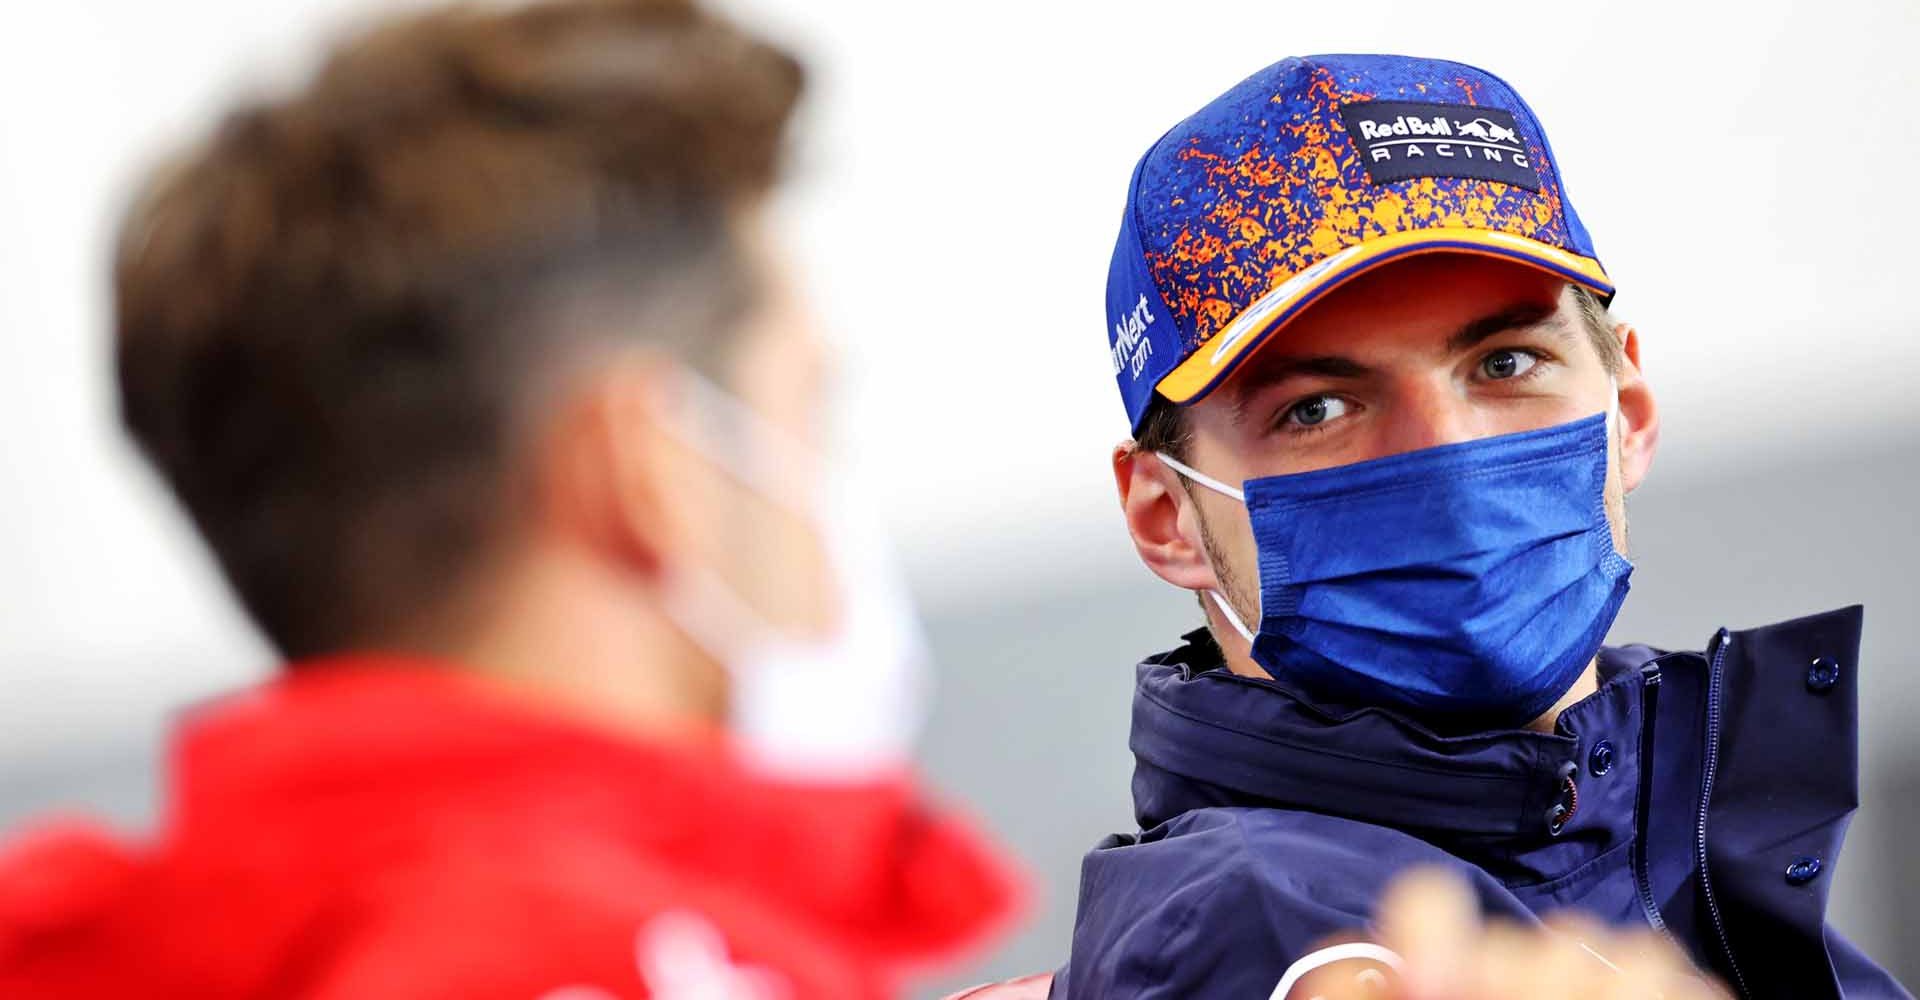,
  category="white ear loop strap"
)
[1154,452,1246,502]
[1150,451,1258,644]
[1206,588,1257,644]
[662,368,829,518]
